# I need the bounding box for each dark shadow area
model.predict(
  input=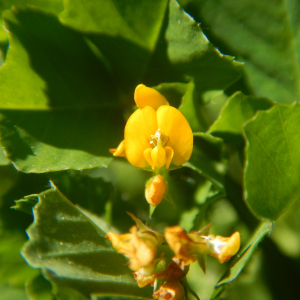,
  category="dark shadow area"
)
[0,107,124,160]
[5,8,115,108]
